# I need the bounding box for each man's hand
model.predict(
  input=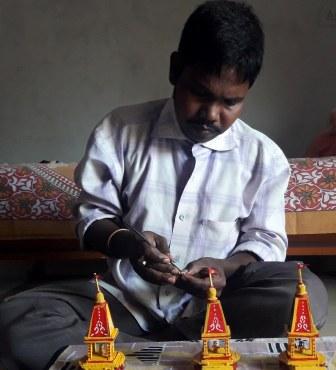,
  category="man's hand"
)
[84,220,180,285]
[85,220,258,290]
[175,253,258,298]
[130,231,181,285]
[175,257,226,297]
